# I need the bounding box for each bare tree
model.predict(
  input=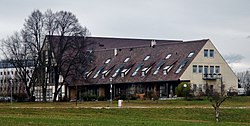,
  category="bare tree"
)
[237,70,250,95]
[1,9,90,102]
[207,90,228,122]
[21,10,47,101]
[1,32,35,101]
[44,11,90,101]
